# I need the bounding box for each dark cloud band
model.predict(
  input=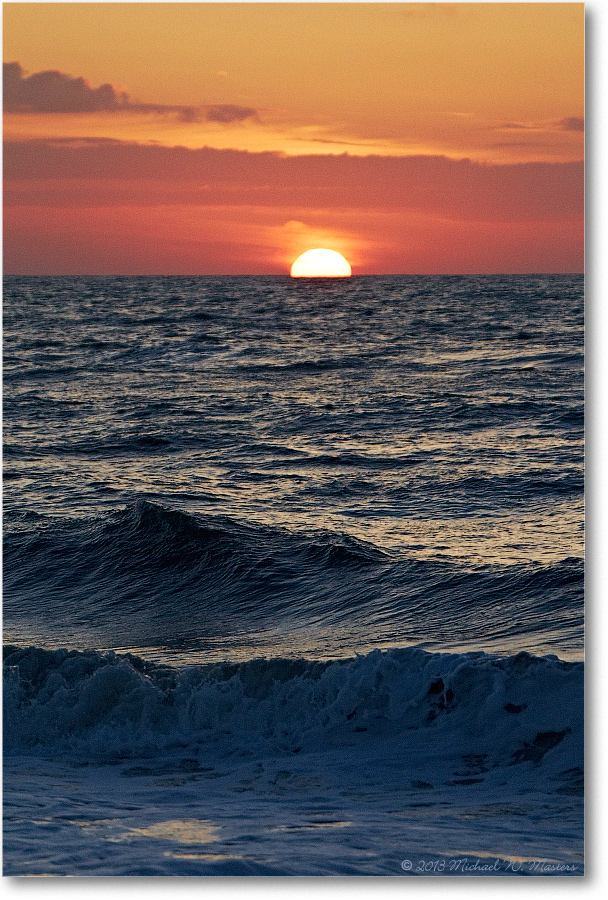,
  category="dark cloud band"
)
[3,62,258,124]
[3,62,124,113]
[3,137,583,224]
